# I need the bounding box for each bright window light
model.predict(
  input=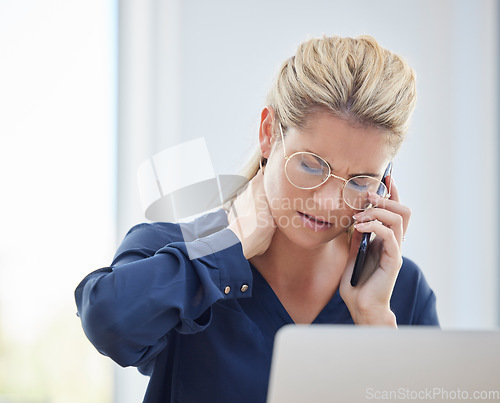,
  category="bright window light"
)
[0,1,116,401]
